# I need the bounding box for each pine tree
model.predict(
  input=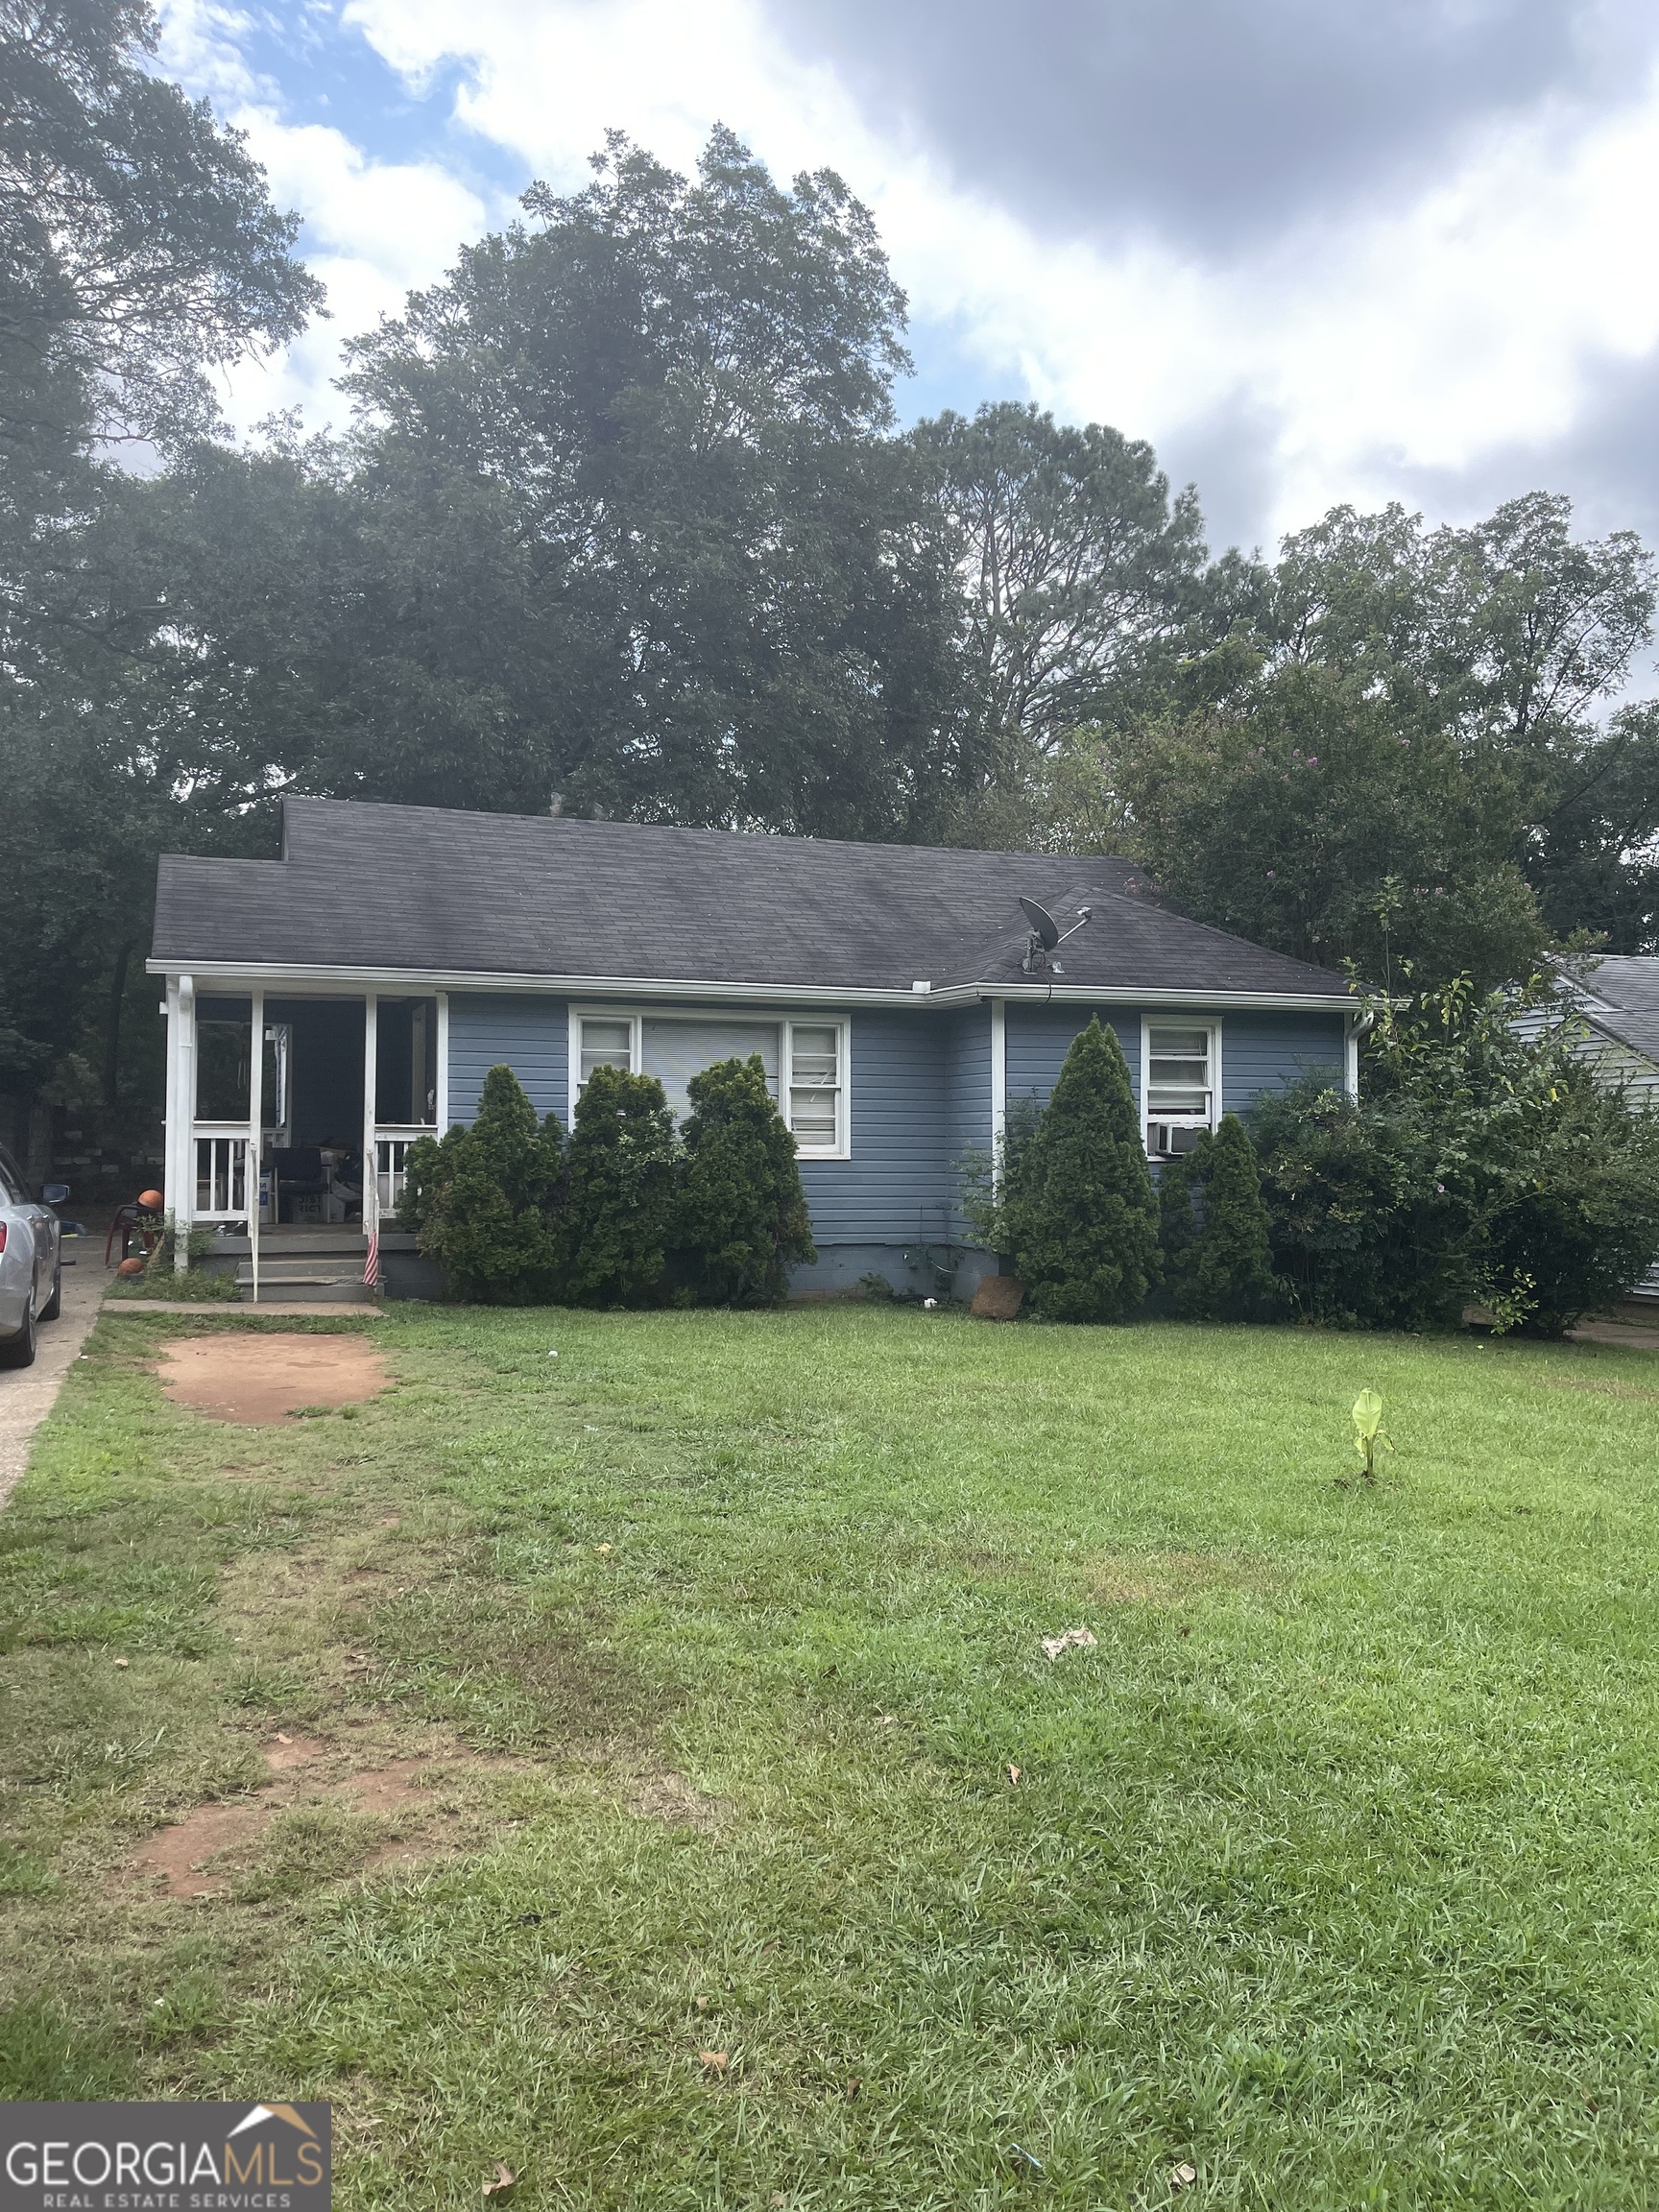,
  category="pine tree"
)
[1005,1016,1161,1322]
[559,1063,678,1306]
[403,1065,564,1303]
[673,1055,816,1304]
[1170,1113,1284,1322]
